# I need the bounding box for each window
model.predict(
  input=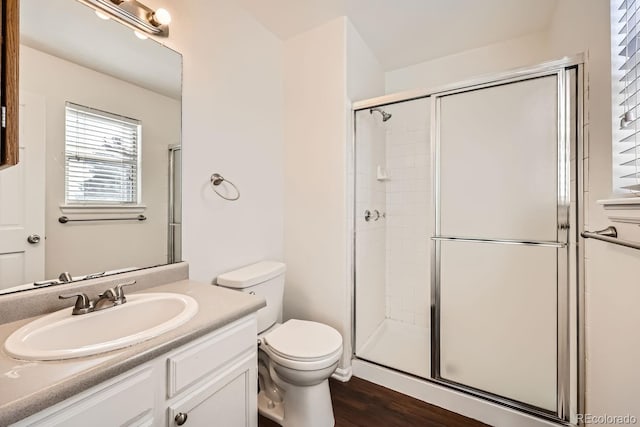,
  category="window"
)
[613,0,640,193]
[65,103,141,205]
